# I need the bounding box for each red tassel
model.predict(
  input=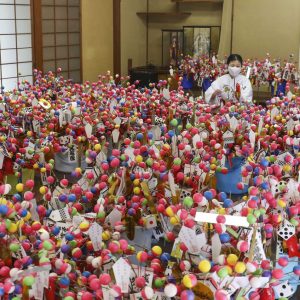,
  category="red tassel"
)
[260,287,275,300]
[44,276,56,300]
[286,235,300,257]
